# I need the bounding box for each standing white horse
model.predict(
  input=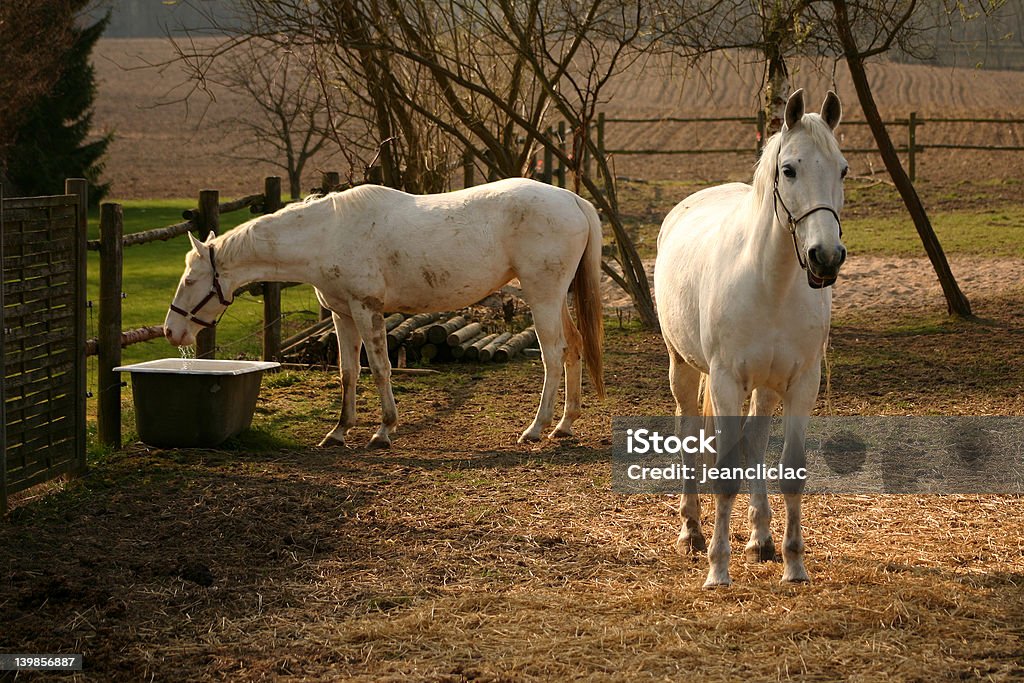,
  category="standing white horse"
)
[654,90,847,587]
[164,178,604,448]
